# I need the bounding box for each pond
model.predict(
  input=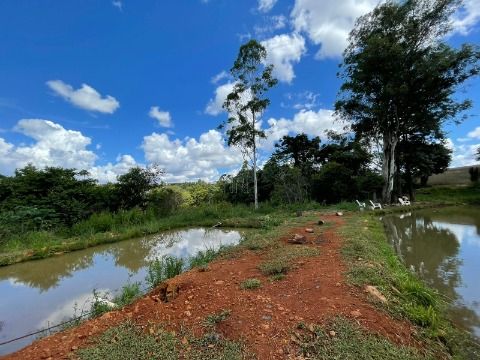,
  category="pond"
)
[0,228,243,355]
[383,206,480,339]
